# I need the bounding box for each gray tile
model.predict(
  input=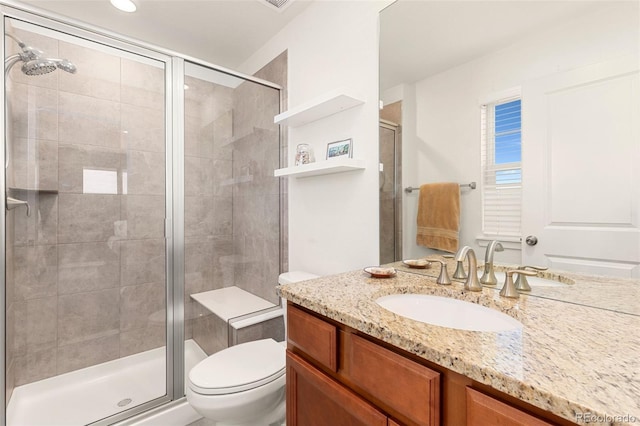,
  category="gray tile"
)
[185,196,215,238]
[8,302,26,357]
[120,282,166,331]
[58,91,121,149]
[58,145,124,194]
[185,237,215,295]
[233,316,284,346]
[212,159,232,197]
[11,138,58,191]
[14,297,58,353]
[13,245,57,300]
[58,194,120,243]
[185,114,214,159]
[213,196,232,236]
[193,313,227,356]
[121,59,165,110]
[57,335,119,374]
[14,348,57,386]
[185,156,214,196]
[58,242,120,294]
[58,289,120,346]
[12,193,58,246]
[121,195,165,240]
[58,41,121,102]
[58,144,124,194]
[6,357,15,404]
[212,110,233,161]
[119,324,166,358]
[123,150,165,195]
[121,103,165,153]
[9,83,58,141]
[120,239,165,286]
